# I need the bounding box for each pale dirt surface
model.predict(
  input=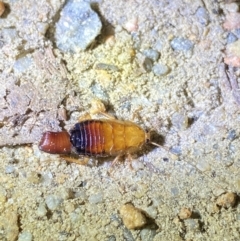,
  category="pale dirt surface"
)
[0,0,240,240]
